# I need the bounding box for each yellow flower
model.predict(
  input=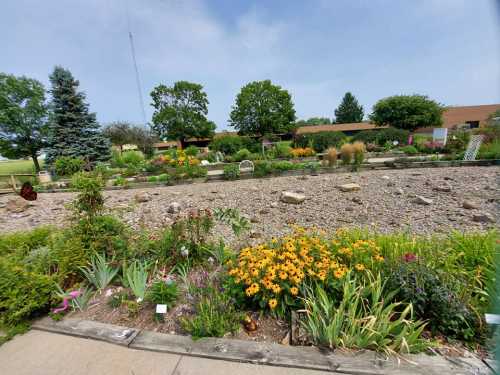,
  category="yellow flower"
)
[355,263,365,271]
[272,284,282,294]
[334,269,345,279]
[279,271,288,280]
[268,299,278,309]
[290,287,299,296]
